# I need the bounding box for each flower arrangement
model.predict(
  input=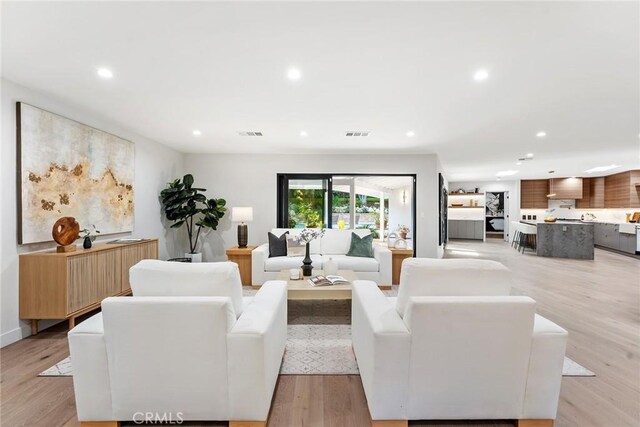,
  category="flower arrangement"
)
[295,228,325,244]
[78,225,100,241]
[397,225,410,234]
